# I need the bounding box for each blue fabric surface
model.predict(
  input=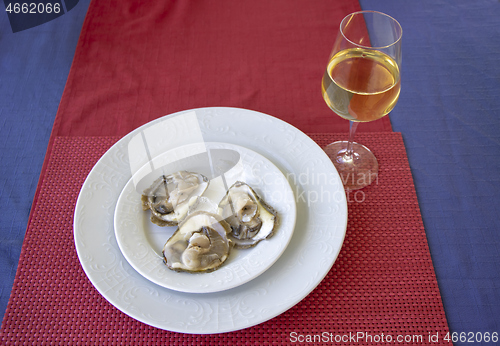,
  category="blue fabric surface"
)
[0,0,91,322]
[1,0,499,342]
[359,0,500,342]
